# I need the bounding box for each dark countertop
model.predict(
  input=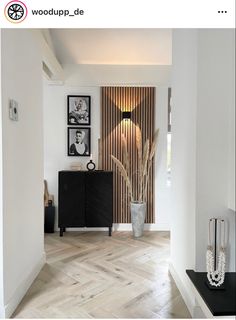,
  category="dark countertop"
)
[186,270,236,316]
